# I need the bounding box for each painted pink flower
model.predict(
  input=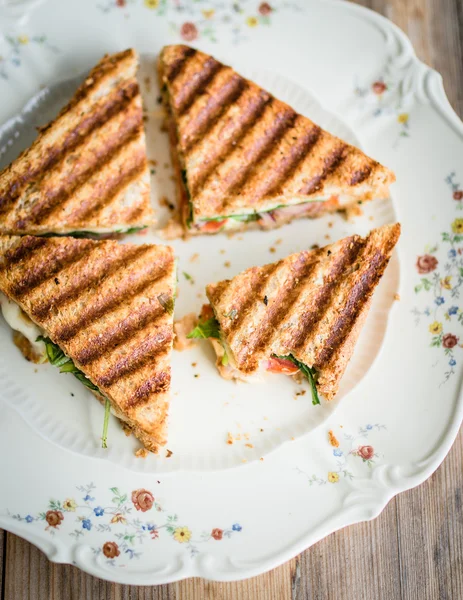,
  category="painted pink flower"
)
[416,254,438,274]
[103,541,120,558]
[211,528,223,540]
[45,510,64,528]
[131,489,154,512]
[442,333,459,349]
[372,81,387,95]
[116,0,125,6]
[357,445,374,460]
[259,2,273,15]
[180,22,198,42]
[453,190,463,201]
